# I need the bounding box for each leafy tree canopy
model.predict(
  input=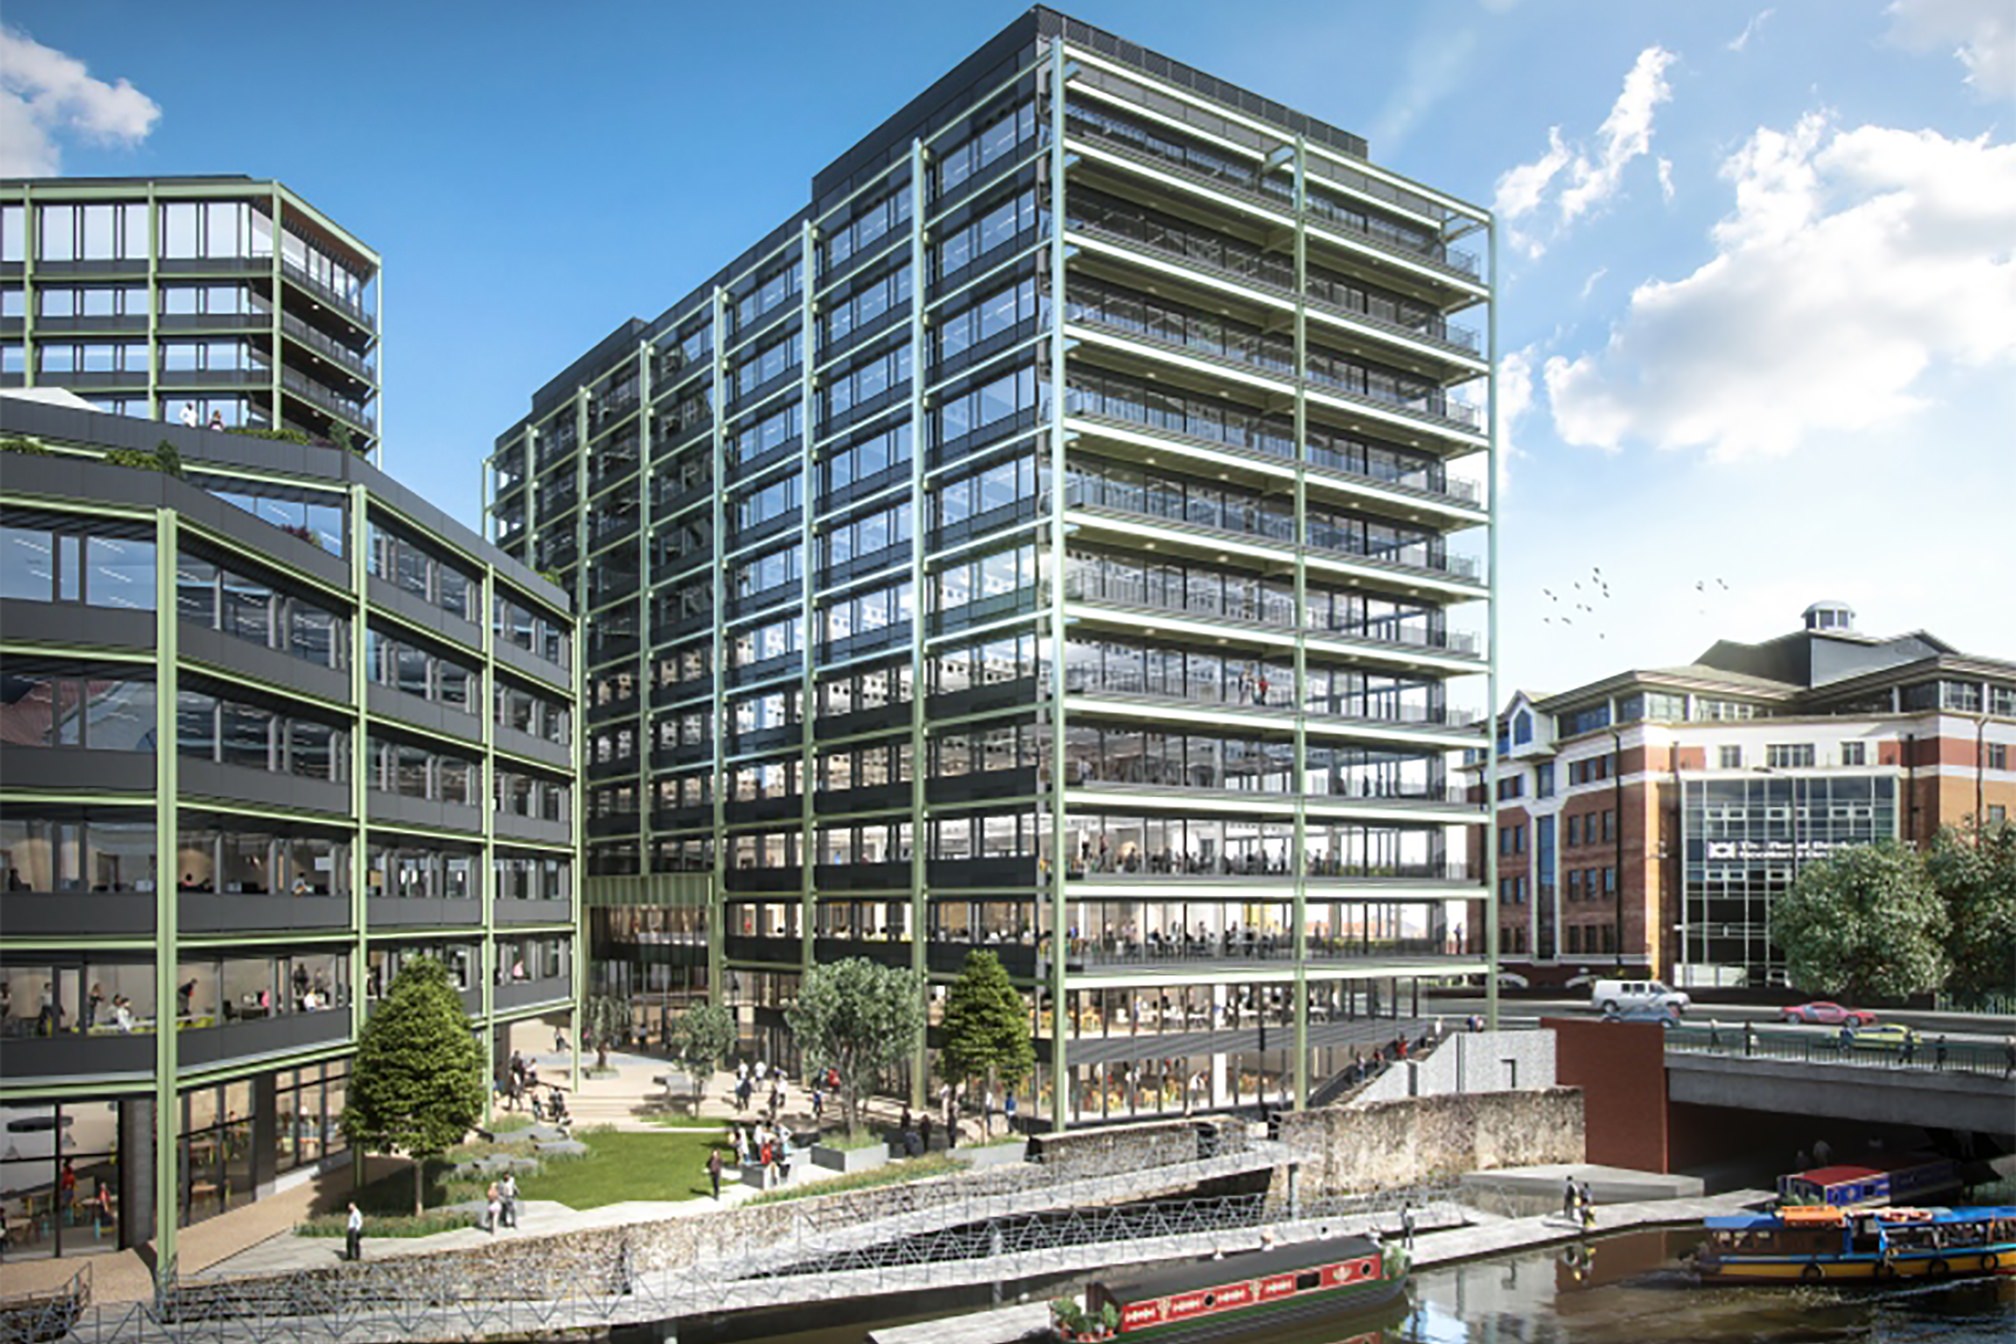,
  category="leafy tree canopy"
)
[670,1001,737,1074]
[340,956,485,1213]
[1771,839,1949,1002]
[939,950,1034,1097]
[785,958,925,1138]
[1926,822,2016,1005]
